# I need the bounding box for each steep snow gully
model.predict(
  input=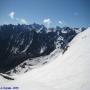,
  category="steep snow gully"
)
[0,28,90,90]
